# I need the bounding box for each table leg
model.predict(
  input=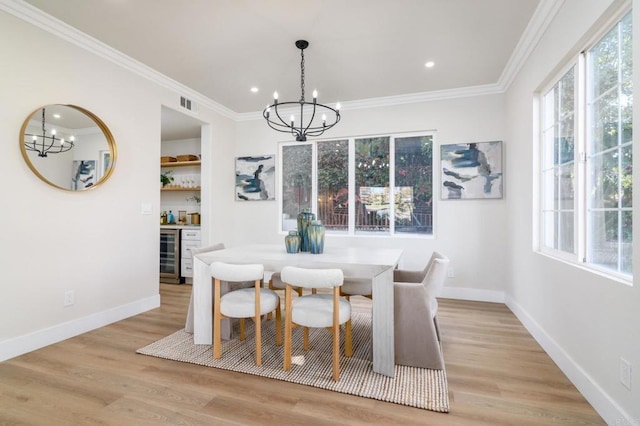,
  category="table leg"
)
[193,255,231,344]
[372,266,395,377]
[193,256,212,345]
